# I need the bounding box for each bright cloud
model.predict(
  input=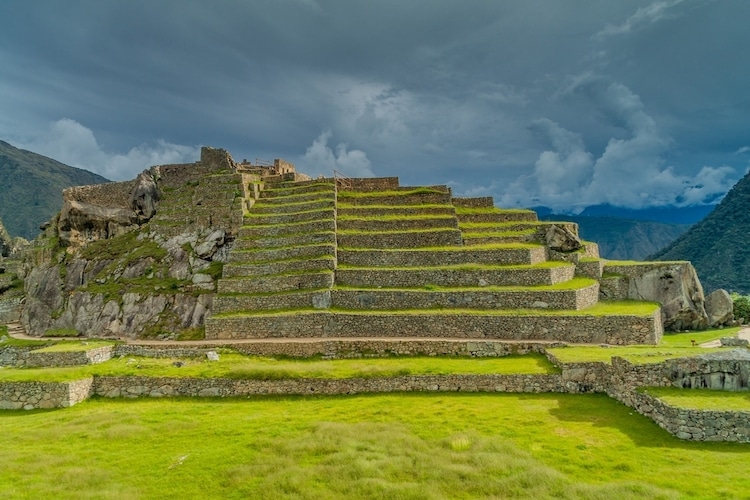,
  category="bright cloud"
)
[499,80,736,211]
[17,118,199,181]
[301,130,374,178]
[594,0,686,39]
